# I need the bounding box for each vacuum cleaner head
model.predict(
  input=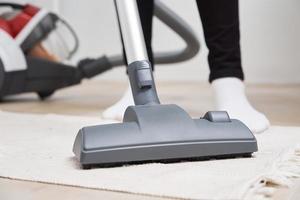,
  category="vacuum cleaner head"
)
[73,105,257,169]
[73,0,258,169]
